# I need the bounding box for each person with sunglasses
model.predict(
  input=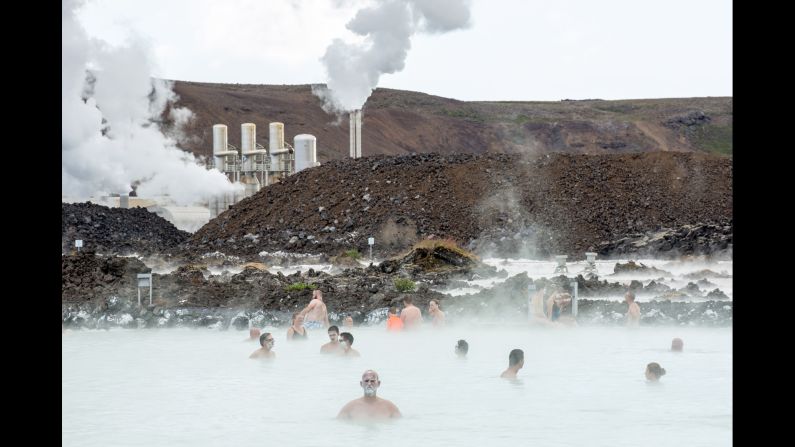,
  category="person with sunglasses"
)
[249,333,276,359]
[337,370,401,420]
